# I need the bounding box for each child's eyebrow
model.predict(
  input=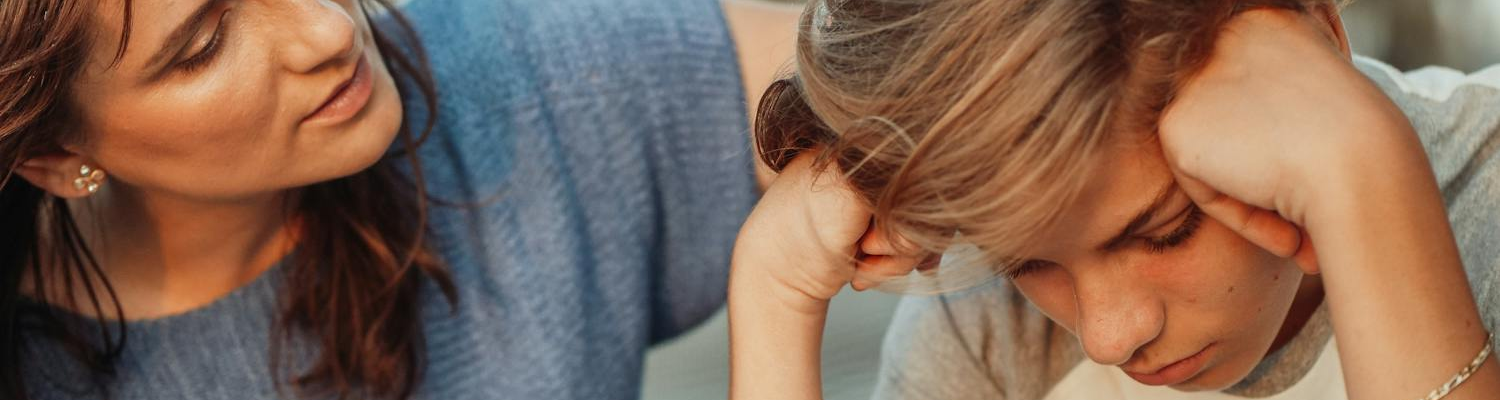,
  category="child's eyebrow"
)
[1097,180,1177,252]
